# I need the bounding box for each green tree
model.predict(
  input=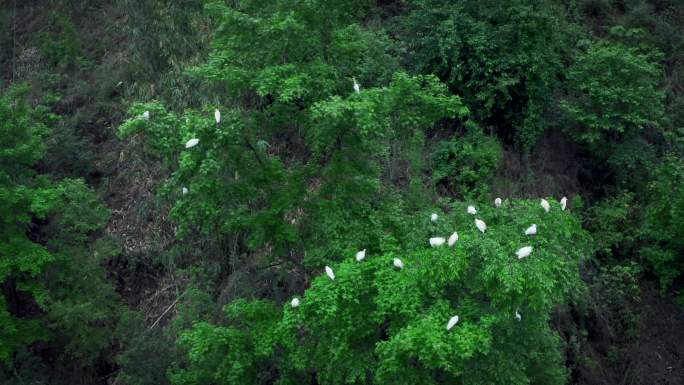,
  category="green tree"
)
[0,85,118,380]
[0,84,51,362]
[118,0,468,271]
[395,0,574,148]
[560,42,665,160]
[172,198,592,385]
